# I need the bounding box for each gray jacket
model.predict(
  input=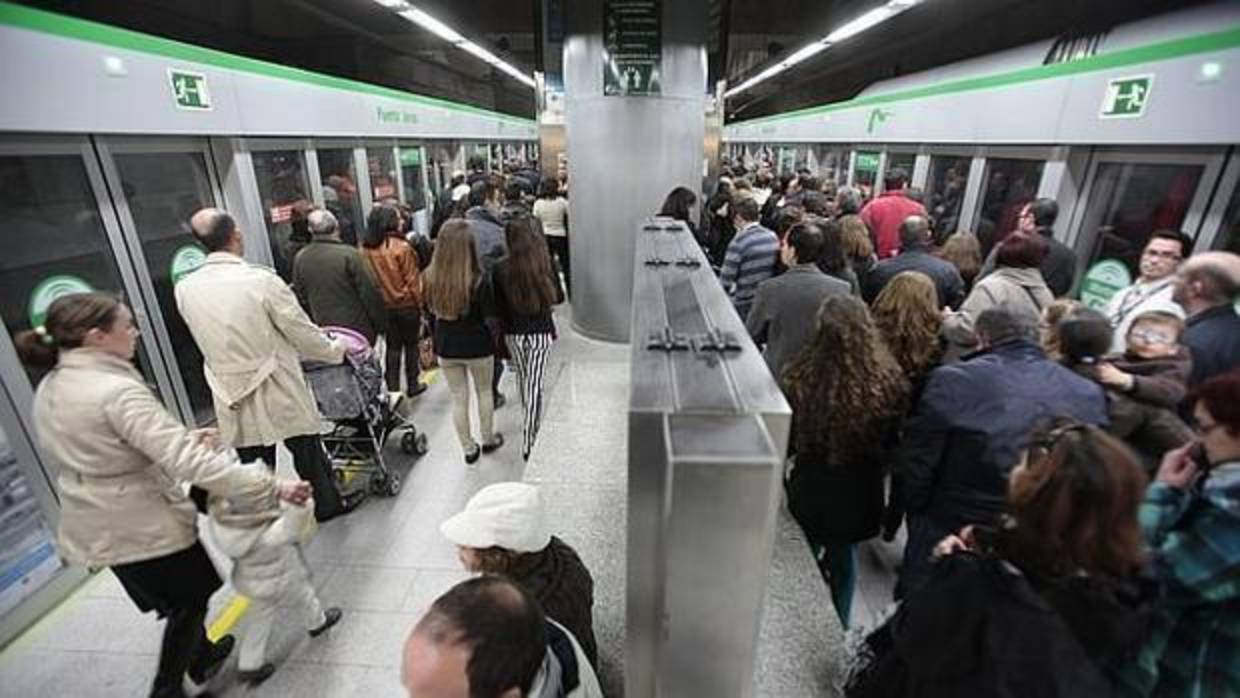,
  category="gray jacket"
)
[746,264,851,384]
